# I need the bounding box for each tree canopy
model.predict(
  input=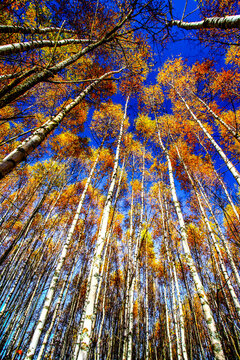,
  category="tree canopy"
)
[0,1,240,360]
